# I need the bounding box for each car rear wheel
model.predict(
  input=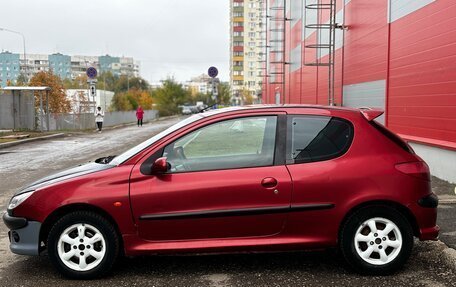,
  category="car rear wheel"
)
[47,211,119,279]
[340,206,413,275]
